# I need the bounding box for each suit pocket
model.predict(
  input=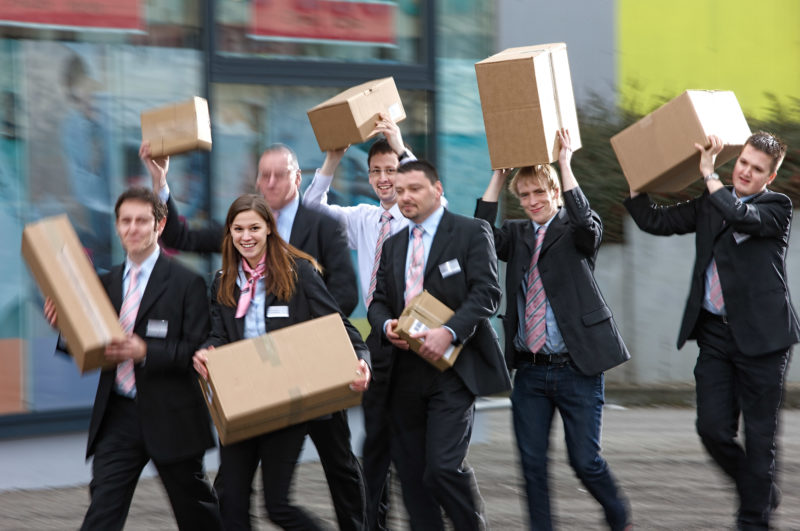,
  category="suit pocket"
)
[582,306,612,326]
